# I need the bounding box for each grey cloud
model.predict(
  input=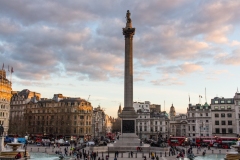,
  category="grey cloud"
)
[214,49,240,65]
[151,76,184,86]
[0,0,239,82]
